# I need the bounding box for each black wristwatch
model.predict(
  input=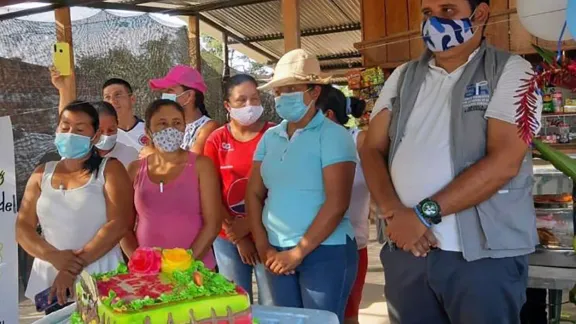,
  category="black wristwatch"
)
[416,198,442,225]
